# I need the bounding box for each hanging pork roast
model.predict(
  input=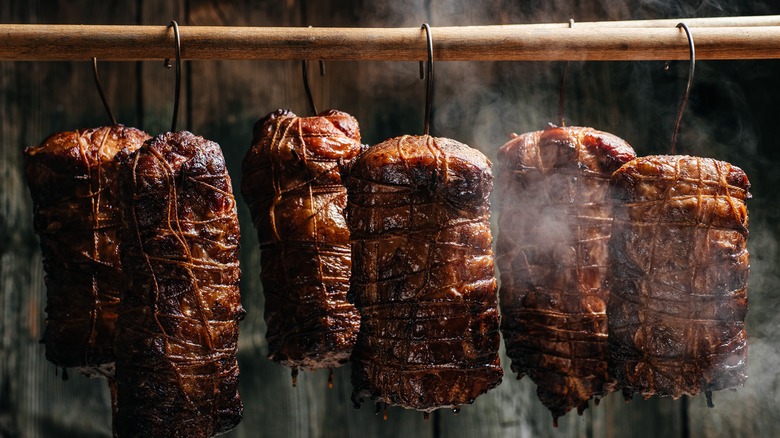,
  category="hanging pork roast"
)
[24,125,150,378]
[114,131,244,437]
[346,134,503,413]
[241,109,362,377]
[608,154,750,404]
[496,125,636,424]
